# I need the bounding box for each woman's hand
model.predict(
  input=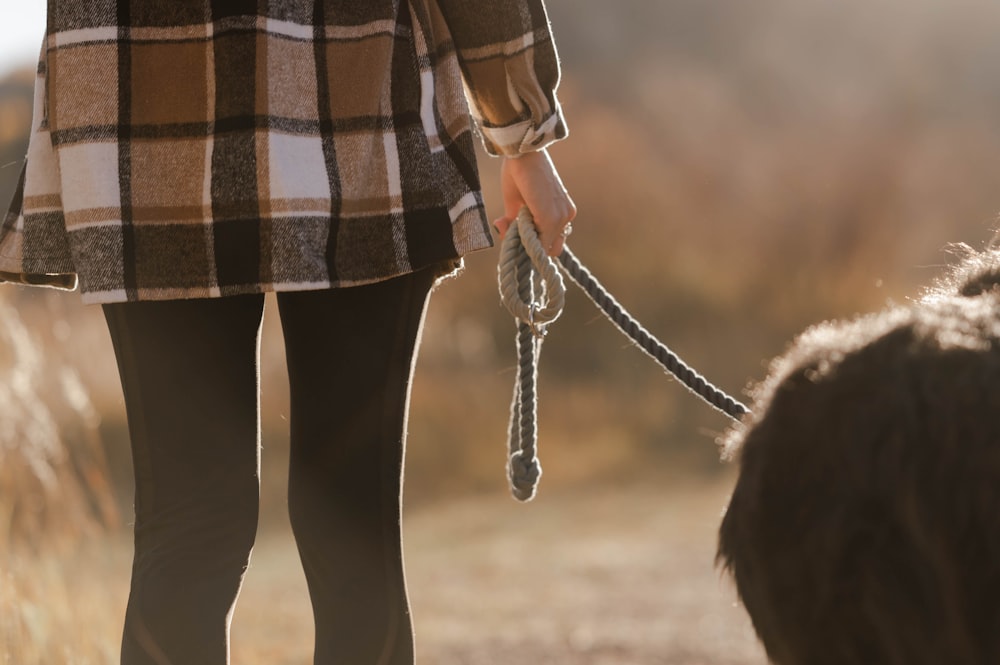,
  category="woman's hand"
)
[494,149,577,257]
